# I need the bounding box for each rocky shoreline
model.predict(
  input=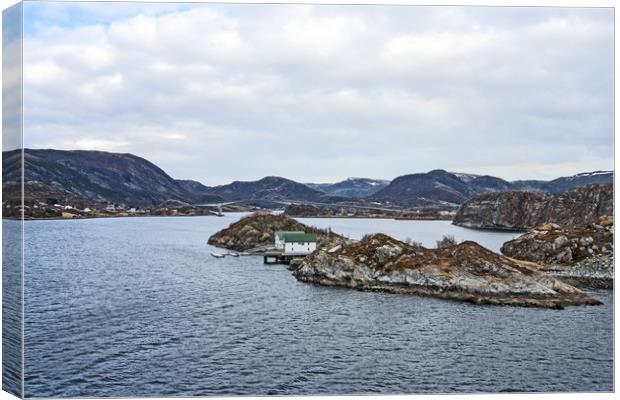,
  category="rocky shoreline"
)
[207,212,608,308]
[288,234,600,308]
[547,255,613,289]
